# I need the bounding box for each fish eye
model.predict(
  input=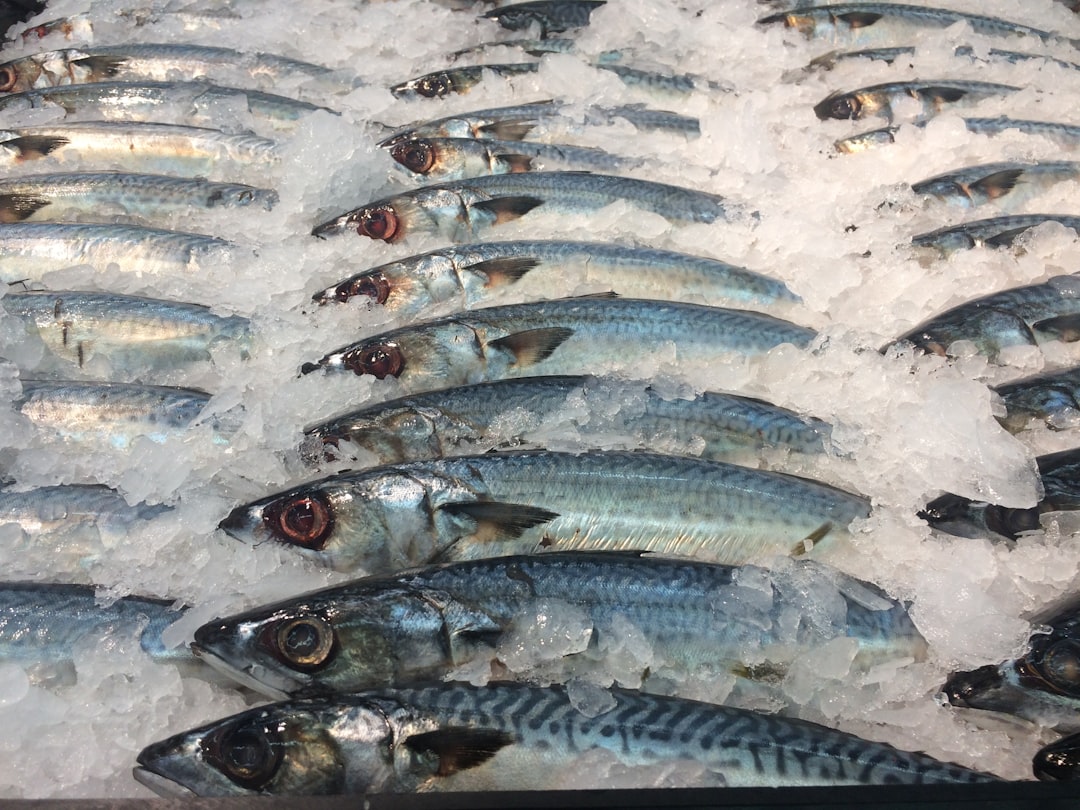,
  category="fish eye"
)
[204,722,283,790]
[418,74,453,98]
[0,66,16,92]
[390,140,436,174]
[342,342,404,379]
[273,616,335,669]
[356,206,399,242]
[1039,640,1080,694]
[337,273,390,305]
[829,95,859,120]
[263,493,334,550]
